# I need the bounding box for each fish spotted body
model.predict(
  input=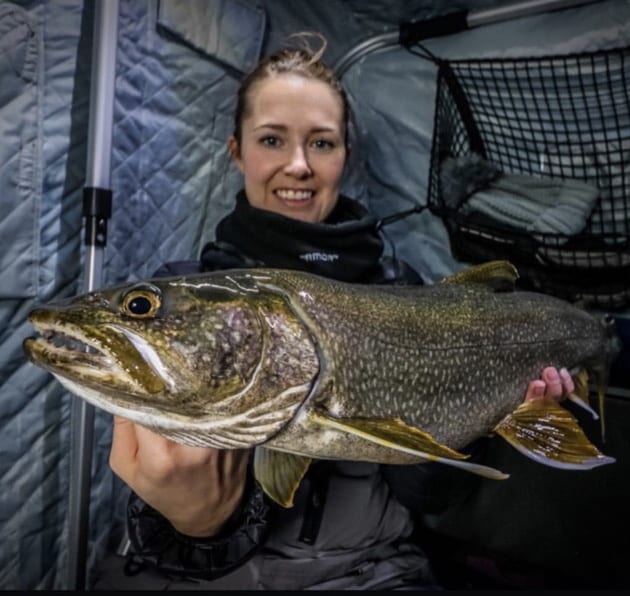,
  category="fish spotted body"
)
[23,261,619,506]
